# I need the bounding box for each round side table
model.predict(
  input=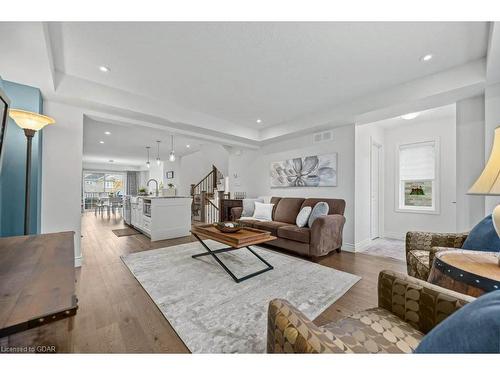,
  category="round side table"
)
[428,250,500,297]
